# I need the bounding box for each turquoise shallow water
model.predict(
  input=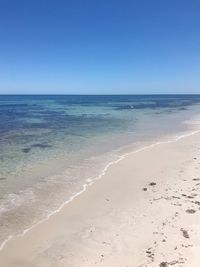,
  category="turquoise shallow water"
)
[1,95,200,246]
